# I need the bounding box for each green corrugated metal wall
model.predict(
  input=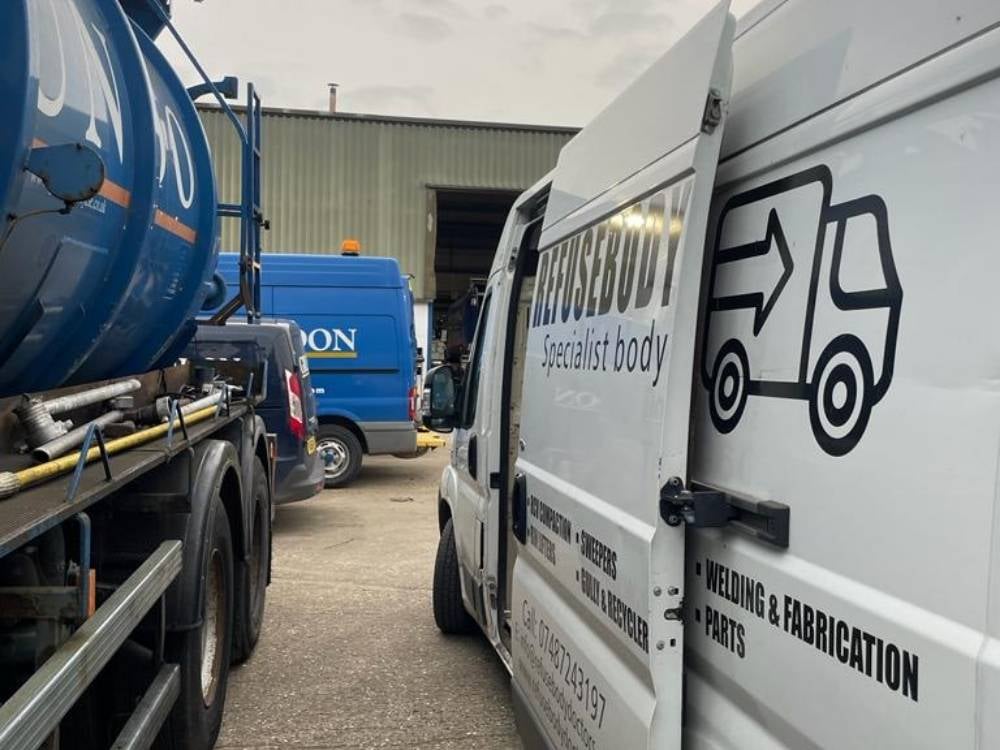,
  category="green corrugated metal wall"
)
[199,108,574,300]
